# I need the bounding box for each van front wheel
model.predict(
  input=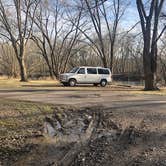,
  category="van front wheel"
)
[69,79,76,87]
[62,83,69,86]
[93,83,99,86]
[100,80,107,87]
